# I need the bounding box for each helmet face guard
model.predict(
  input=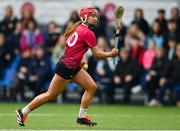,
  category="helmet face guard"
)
[79,7,99,27]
